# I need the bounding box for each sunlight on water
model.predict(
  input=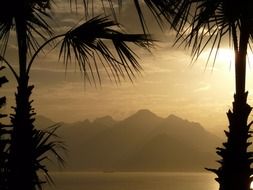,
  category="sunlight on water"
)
[45,172,218,190]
